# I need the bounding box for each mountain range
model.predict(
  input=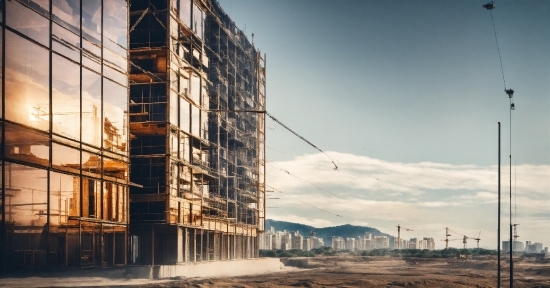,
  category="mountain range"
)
[265,219,394,246]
